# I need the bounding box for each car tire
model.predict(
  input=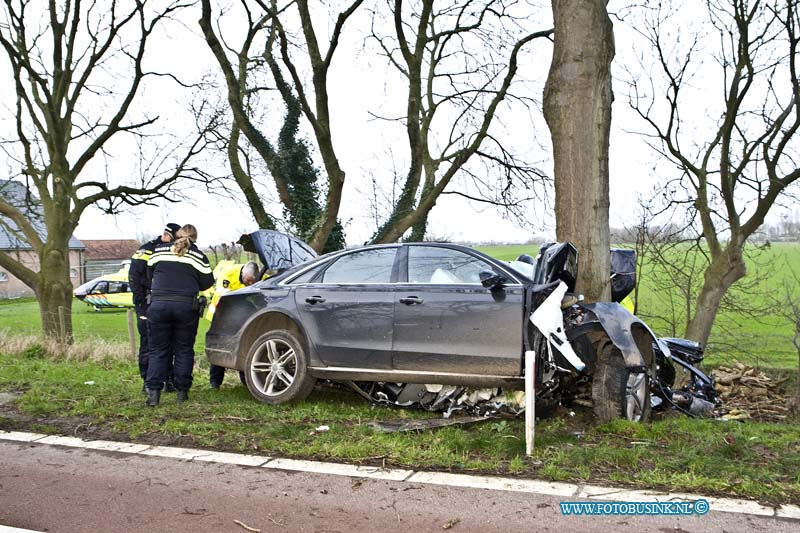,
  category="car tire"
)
[592,343,651,423]
[244,330,316,405]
